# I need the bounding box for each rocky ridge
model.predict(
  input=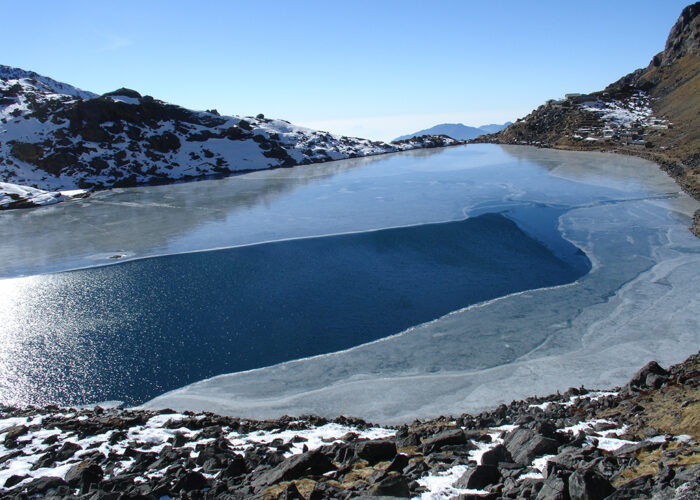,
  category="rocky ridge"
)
[0,353,697,499]
[0,66,460,208]
[474,2,700,237]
